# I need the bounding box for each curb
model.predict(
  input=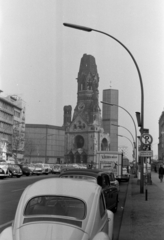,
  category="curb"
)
[118,177,132,240]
